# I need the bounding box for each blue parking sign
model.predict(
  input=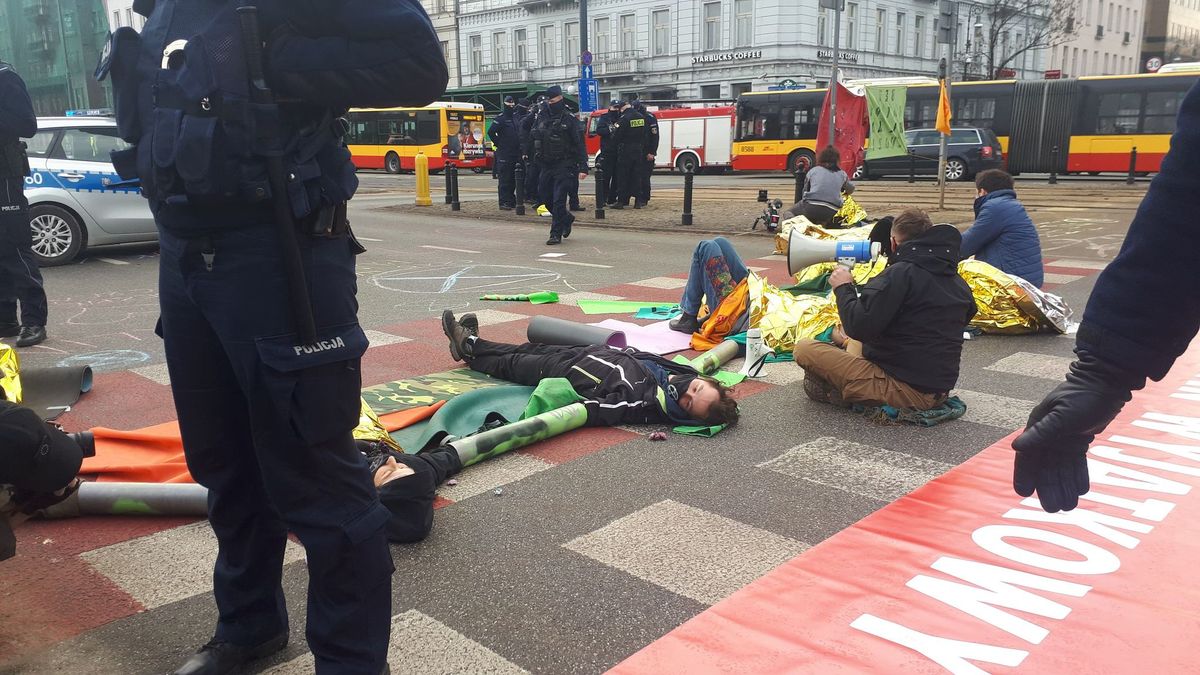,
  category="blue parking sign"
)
[579,77,599,112]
